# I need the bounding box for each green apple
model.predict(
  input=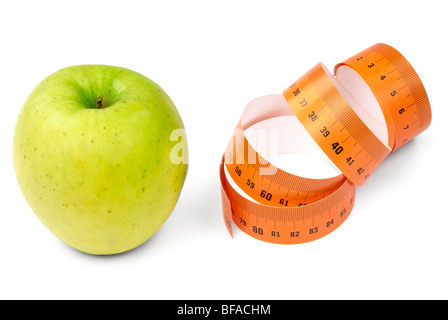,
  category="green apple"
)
[12,65,188,255]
